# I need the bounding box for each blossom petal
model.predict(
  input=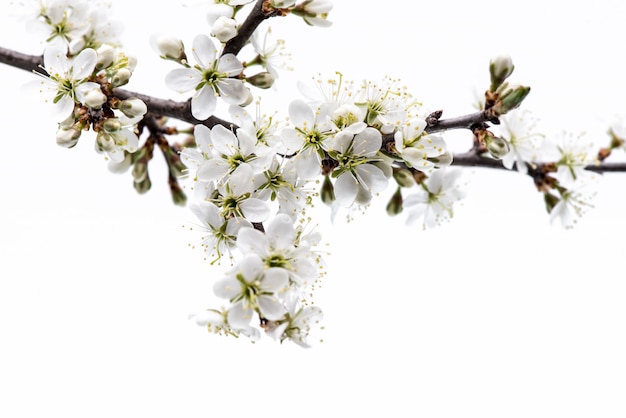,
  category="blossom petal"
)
[71,48,97,79]
[334,172,359,207]
[258,295,285,320]
[192,34,217,67]
[191,86,217,120]
[217,53,243,76]
[165,68,201,93]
